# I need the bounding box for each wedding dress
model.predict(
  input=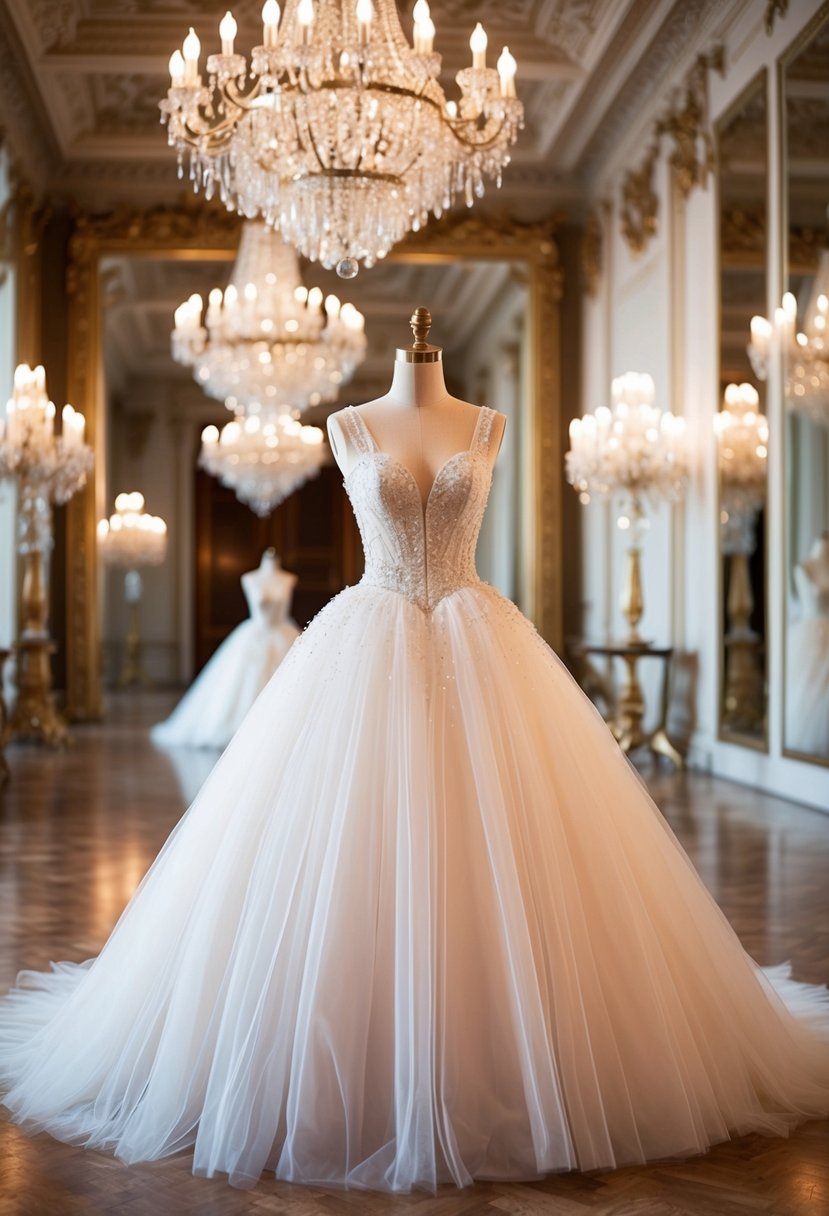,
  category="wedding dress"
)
[150,555,299,750]
[785,555,829,756]
[1,405,828,1193]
